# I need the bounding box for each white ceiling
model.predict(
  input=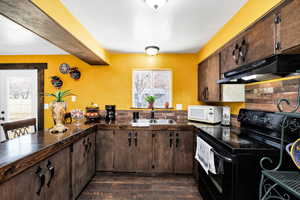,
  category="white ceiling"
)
[0,15,67,55]
[61,0,247,53]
